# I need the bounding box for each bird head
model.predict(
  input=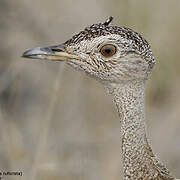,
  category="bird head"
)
[23,17,155,85]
